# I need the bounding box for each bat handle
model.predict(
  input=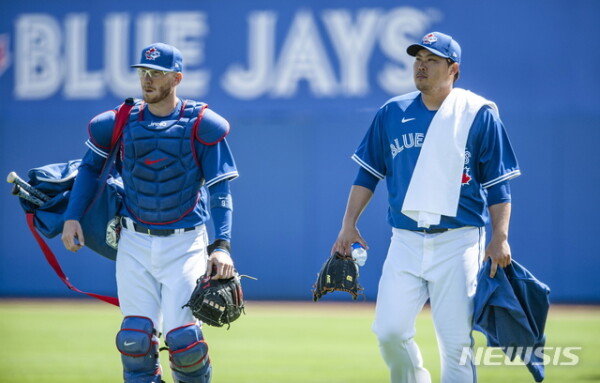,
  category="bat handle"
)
[6,171,51,202]
[14,186,45,207]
